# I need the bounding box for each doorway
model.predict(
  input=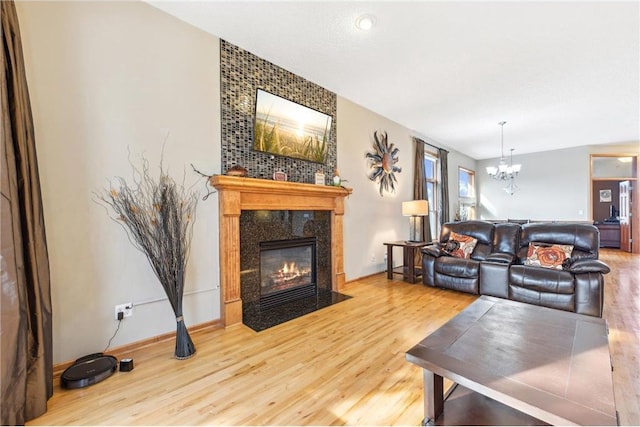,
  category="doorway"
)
[590,155,638,253]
